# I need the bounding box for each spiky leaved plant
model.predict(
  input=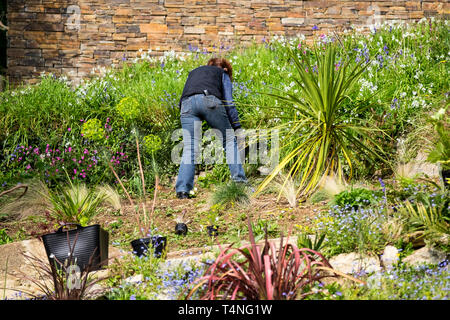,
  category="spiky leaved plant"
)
[42,177,107,227]
[256,42,389,200]
[187,218,364,300]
